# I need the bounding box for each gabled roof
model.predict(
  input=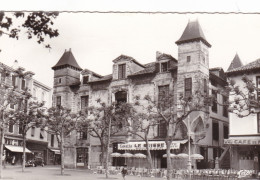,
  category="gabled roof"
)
[226,58,260,76]
[52,50,82,71]
[175,20,211,47]
[112,55,145,68]
[227,54,243,71]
